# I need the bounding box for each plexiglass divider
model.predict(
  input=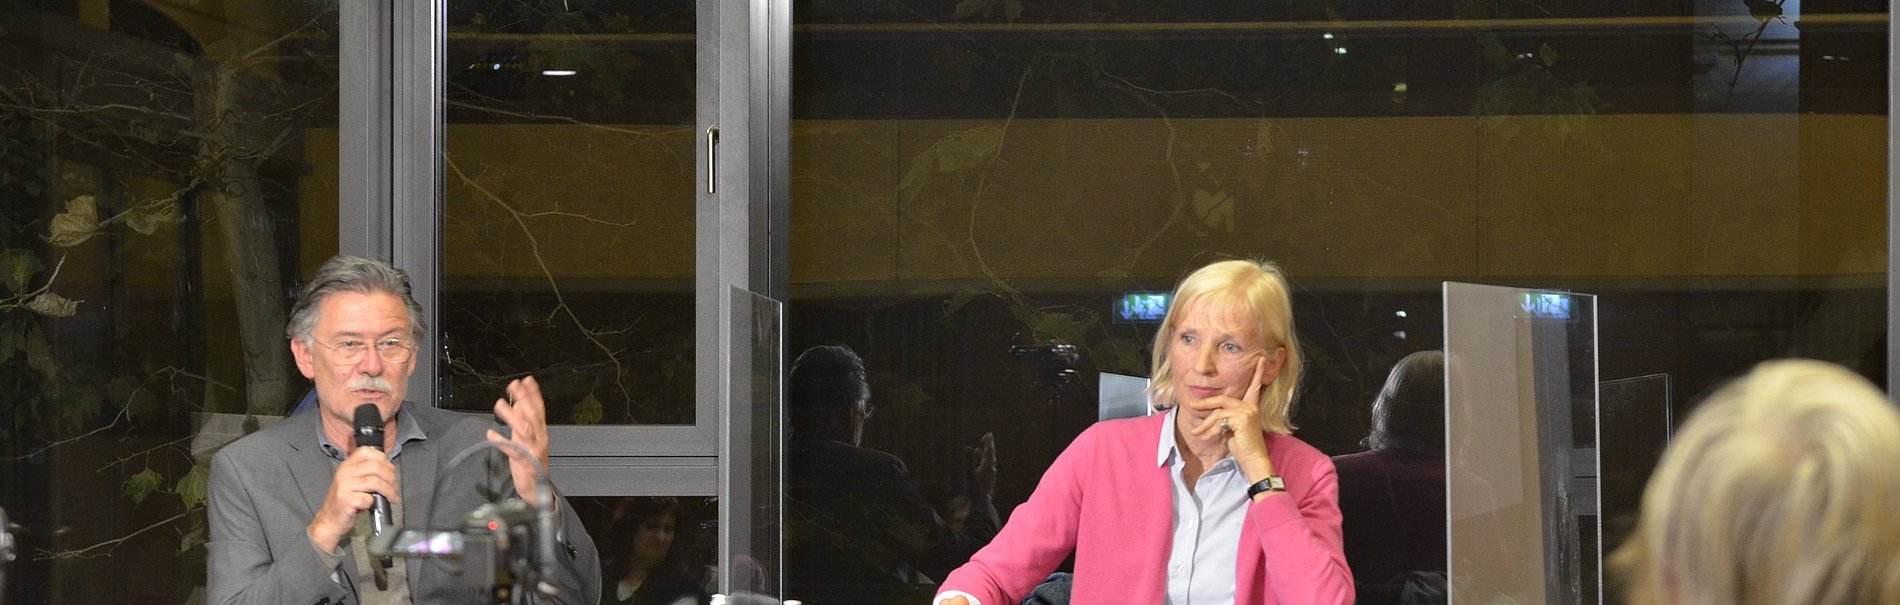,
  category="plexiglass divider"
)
[1596,374,1674,566]
[1444,282,1601,605]
[723,287,783,603]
